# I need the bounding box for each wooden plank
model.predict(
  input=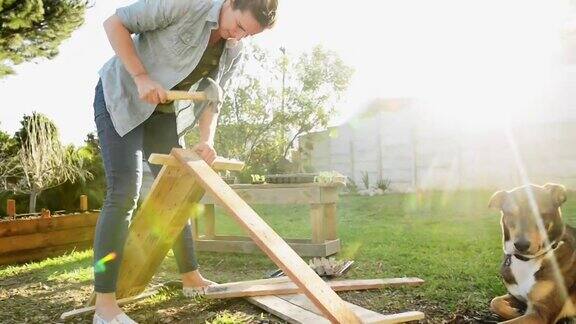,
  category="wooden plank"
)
[279,294,426,324]
[310,204,326,244]
[248,293,425,324]
[347,307,425,324]
[195,236,340,257]
[0,213,99,237]
[325,203,337,240]
[320,186,340,204]
[204,204,216,239]
[148,154,245,171]
[230,183,341,189]
[0,241,93,265]
[0,226,95,254]
[201,187,324,205]
[80,195,88,212]
[205,278,425,299]
[201,235,325,244]
[246,295,329,324]
[172,148,361,323]
[214,276,292,288]
[115,165,205,300]
[7,199,15,219]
